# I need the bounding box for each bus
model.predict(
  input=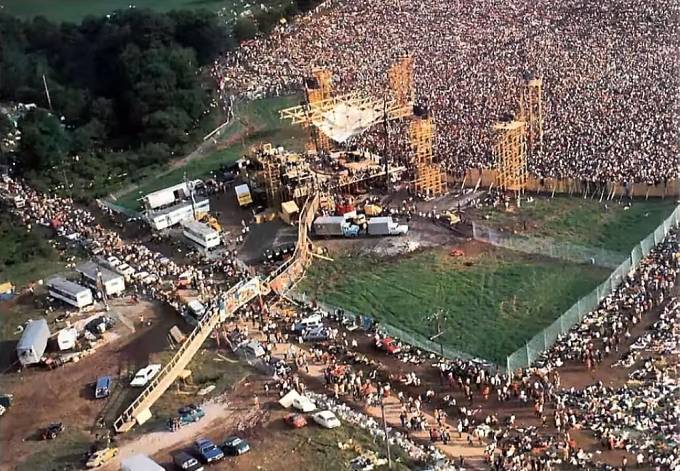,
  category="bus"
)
[46,277,94,309]
[75,261,126,297]
[182,219,221,250]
